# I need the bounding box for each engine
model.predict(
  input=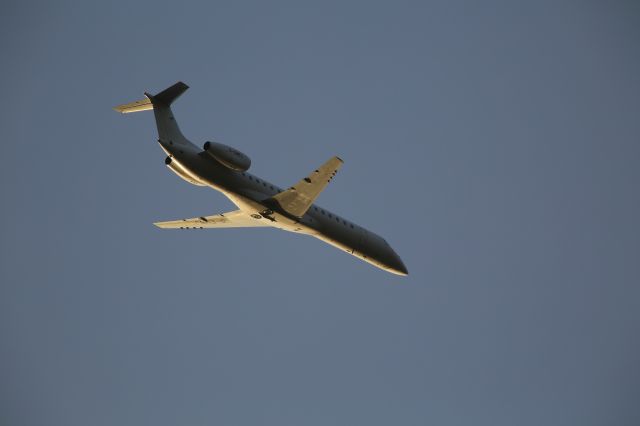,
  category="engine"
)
[203,141,251,172]
[165,156,206,186]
